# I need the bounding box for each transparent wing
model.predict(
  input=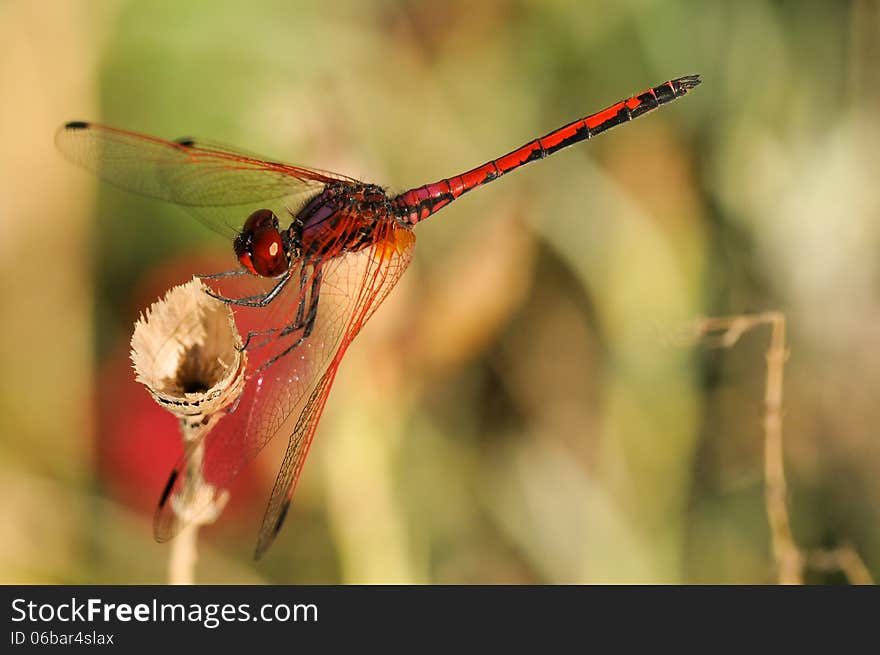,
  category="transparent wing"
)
[55,122,359,236]
[253,226,416,558]
[153,222,416,555]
